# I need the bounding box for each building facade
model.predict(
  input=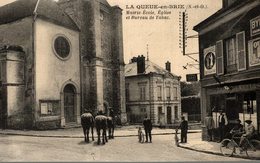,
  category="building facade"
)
[0,0,126,129]
[125,56,181,126]
[58,0,126,123]
[194,0,260,140]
